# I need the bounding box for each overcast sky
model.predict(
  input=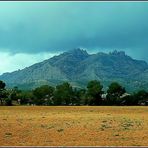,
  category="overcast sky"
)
[0,2,148,75]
